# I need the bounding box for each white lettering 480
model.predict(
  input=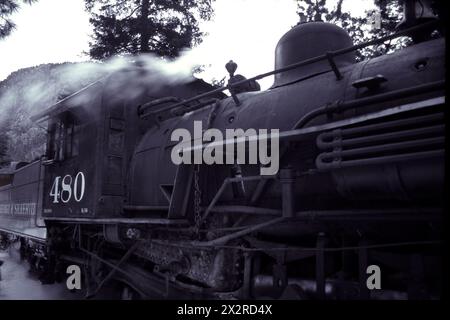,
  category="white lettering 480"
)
[50,172,86,204]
